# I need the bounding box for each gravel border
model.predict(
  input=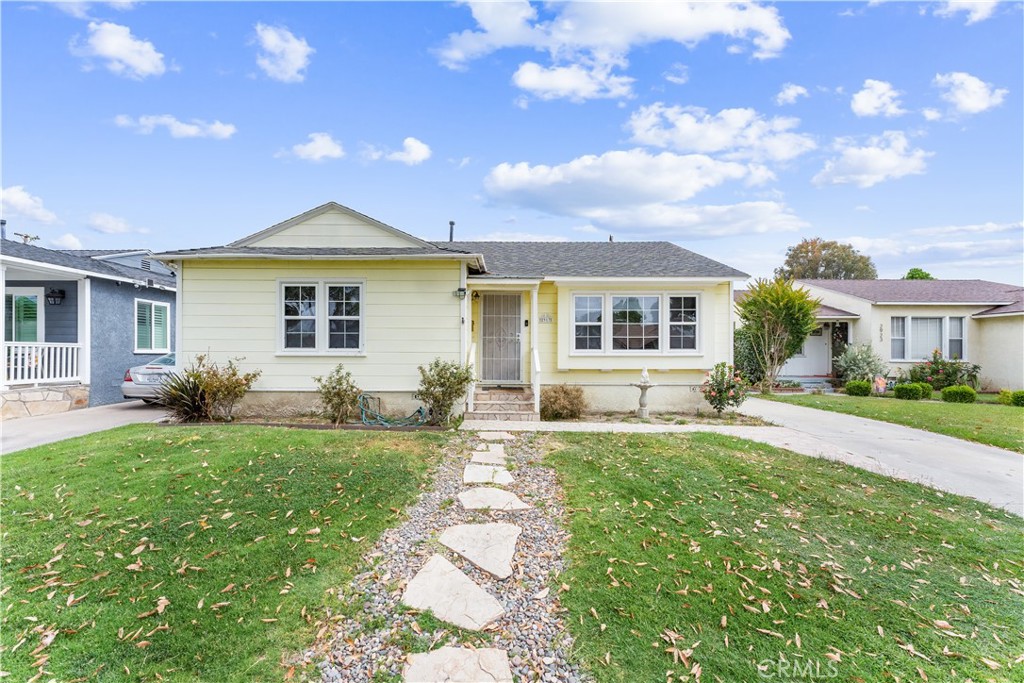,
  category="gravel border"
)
[299,432,591,682]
